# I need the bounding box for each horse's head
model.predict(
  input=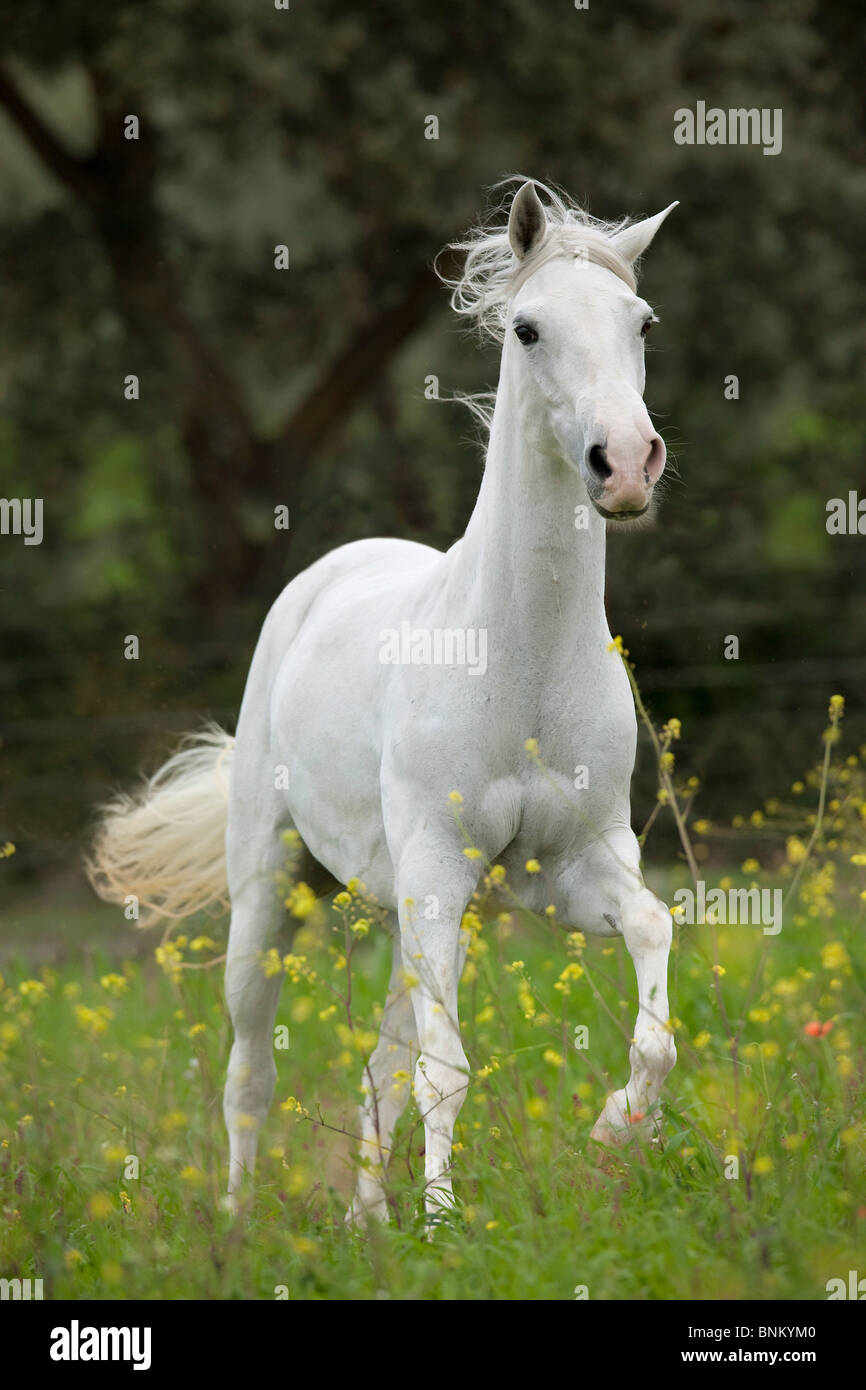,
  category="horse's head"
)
[504,181,677,521]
